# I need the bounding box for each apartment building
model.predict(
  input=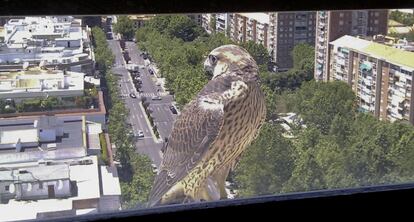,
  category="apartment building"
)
[0,115,121,220]
[216,13,230,35]
[314,10,389,81]
[329,35,414,124]
[201,13,230,36]
[187,14,202,26]
[229,12,315,71]
[201,14,214,34]
[0,16,94,74]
